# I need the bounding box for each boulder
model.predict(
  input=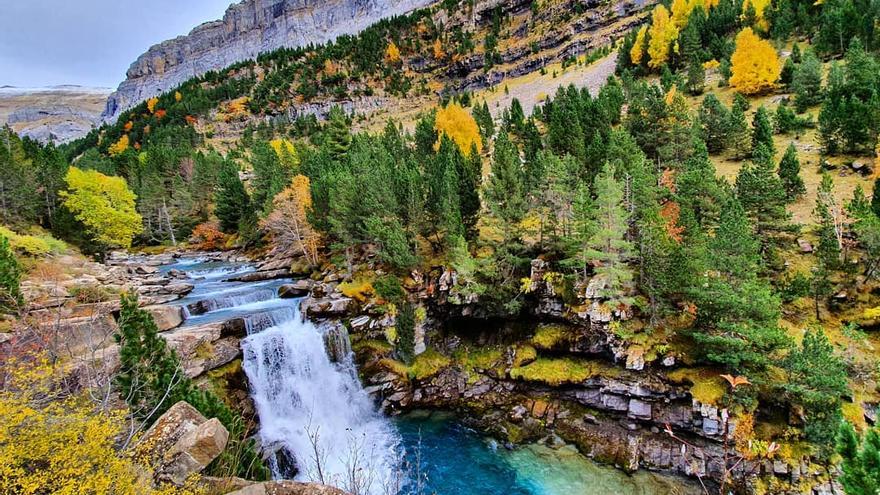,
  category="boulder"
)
[145,305,184,331]
[225,481,347,495]
[134,401,228,484]
[225,269,290,283]
[278,280,312,298]
[164,418,229,484]
[301,297,353,317]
